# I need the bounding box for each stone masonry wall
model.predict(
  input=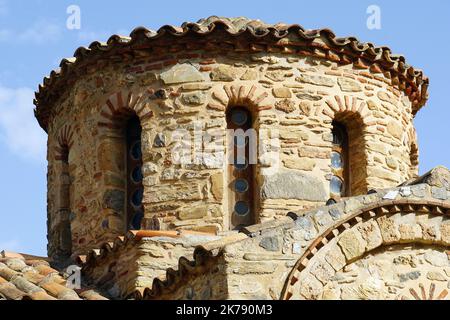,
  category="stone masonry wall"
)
[81,233,219,299]
[46,51,419,257]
